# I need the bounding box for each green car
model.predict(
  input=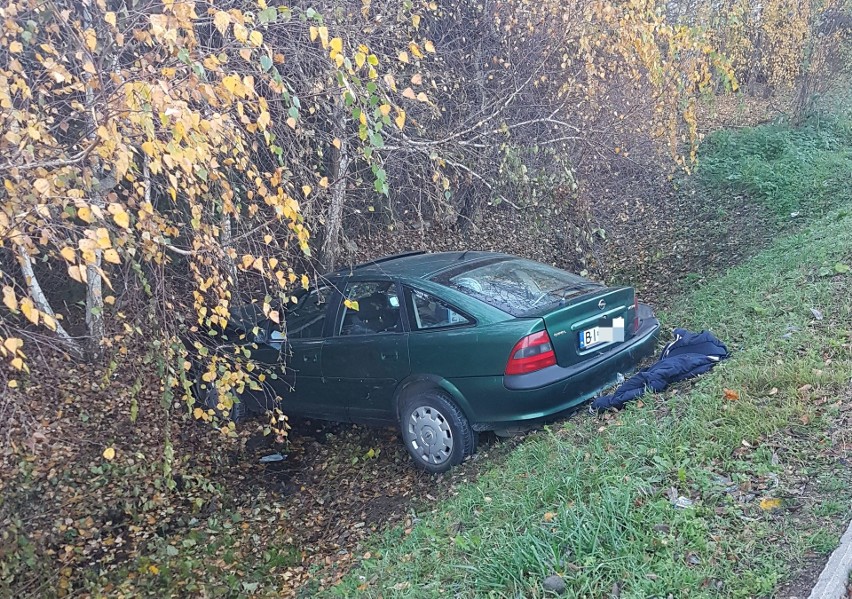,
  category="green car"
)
[202,251,660,473]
